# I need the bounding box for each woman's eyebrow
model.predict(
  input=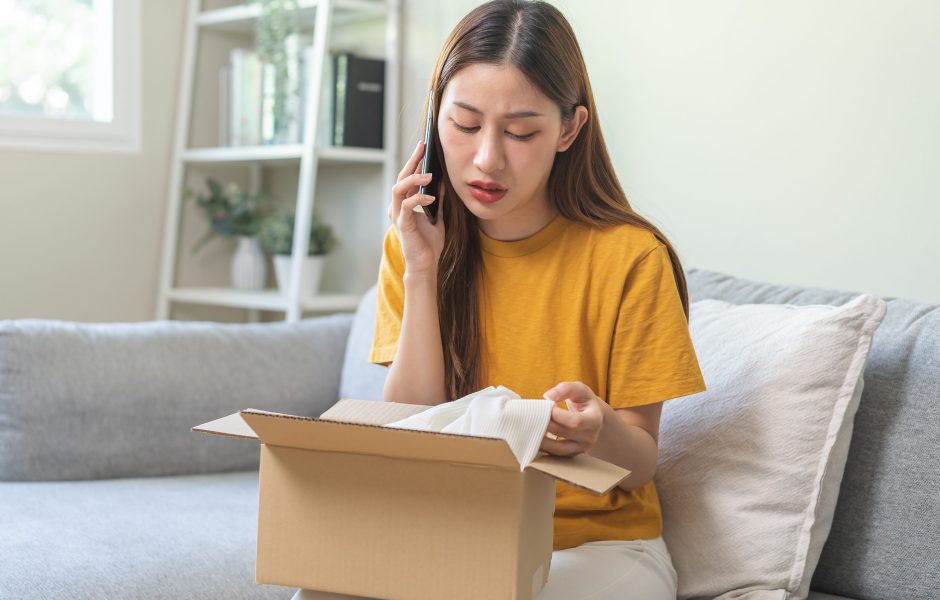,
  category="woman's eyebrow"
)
[452,100,543,119]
